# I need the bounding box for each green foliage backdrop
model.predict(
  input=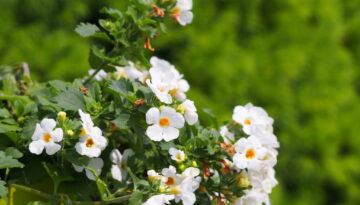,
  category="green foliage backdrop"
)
[1,0,360,204]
